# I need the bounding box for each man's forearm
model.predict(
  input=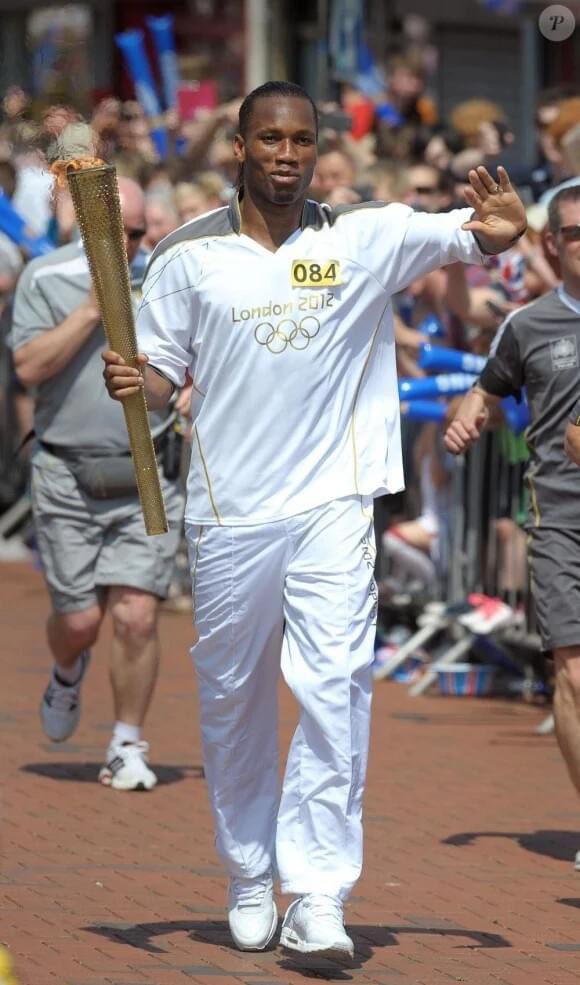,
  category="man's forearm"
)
[472,382,501,409]
[14,300,100,386]
[144,364,175,410]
